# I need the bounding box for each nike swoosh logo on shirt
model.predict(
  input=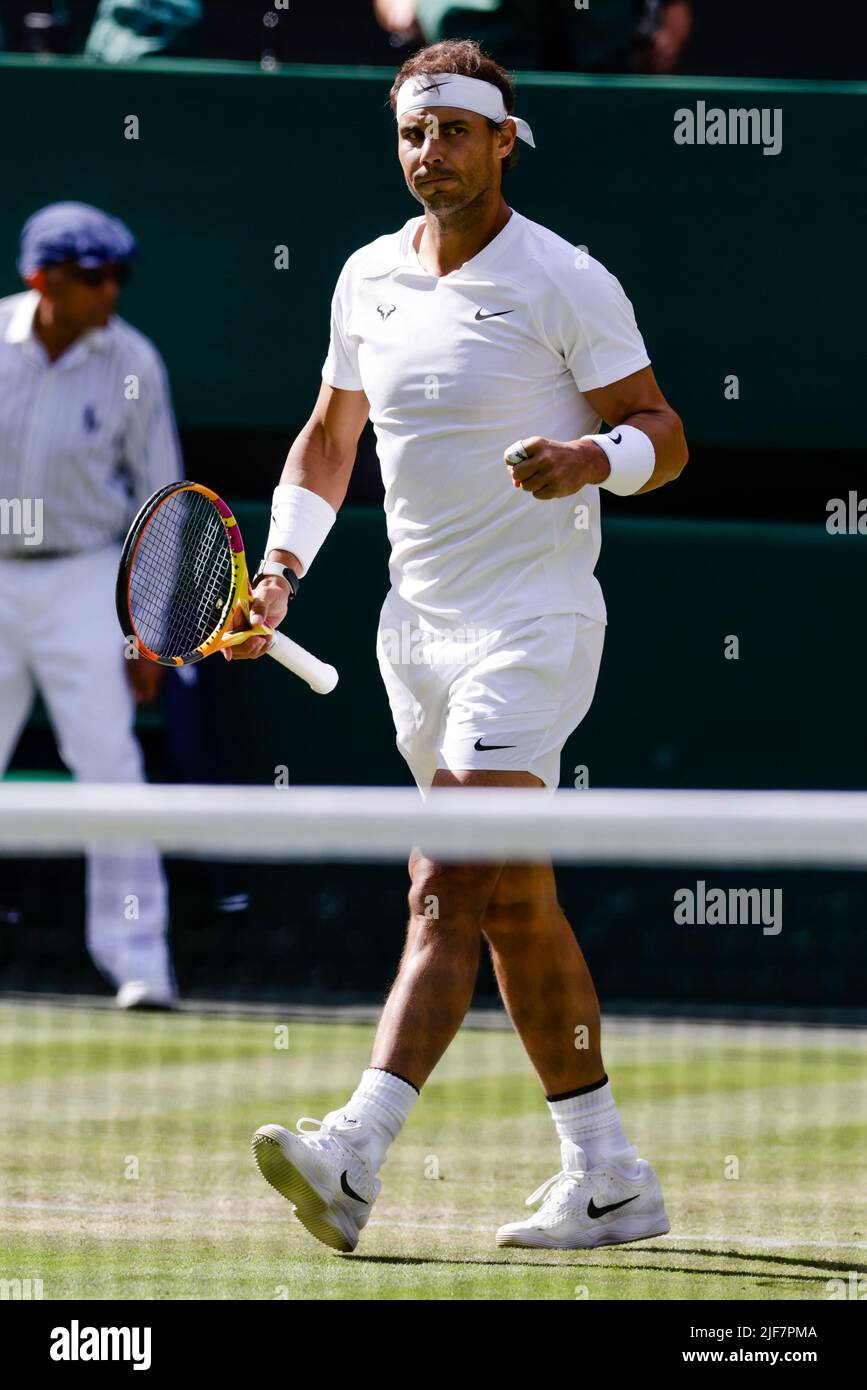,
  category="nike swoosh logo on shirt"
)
[474,308,514,321]
[474,738,516,751]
